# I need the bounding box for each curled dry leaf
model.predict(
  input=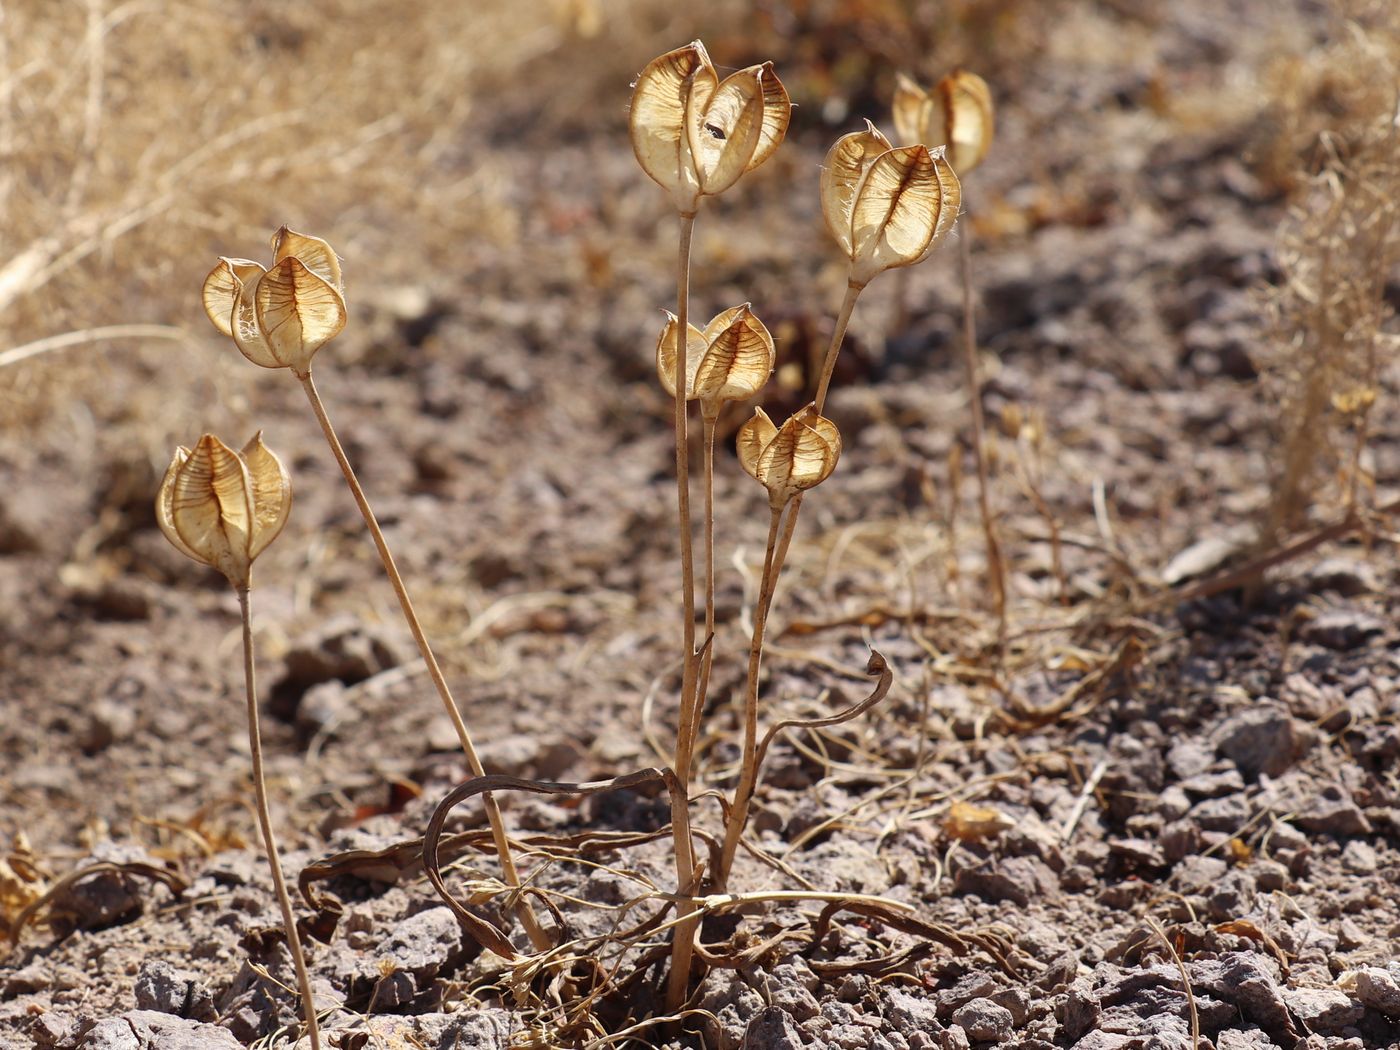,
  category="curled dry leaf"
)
[738,403,841,508]
[892,70,994,175]
[656,304,775,417]
[821,124,961,286]
[201,227,347,376]
[943,799,1015,843]
[630,40,790,214]
[156,432,291,589]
